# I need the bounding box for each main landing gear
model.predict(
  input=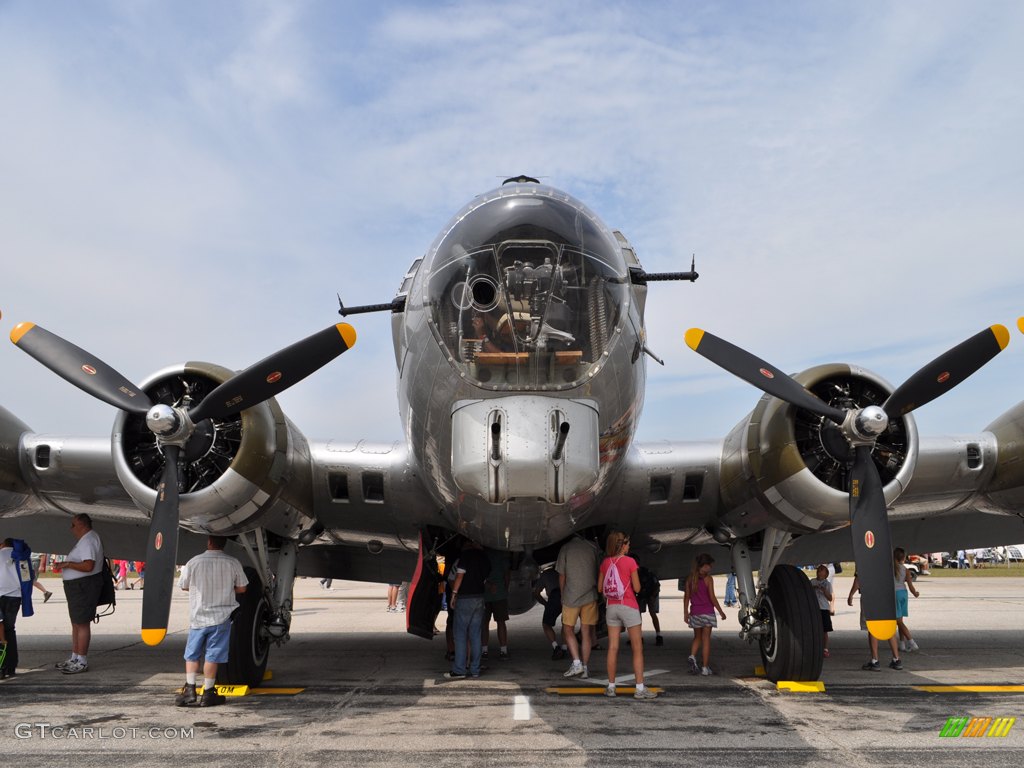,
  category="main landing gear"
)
[730,531,824,683]
[219,531,297,687]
